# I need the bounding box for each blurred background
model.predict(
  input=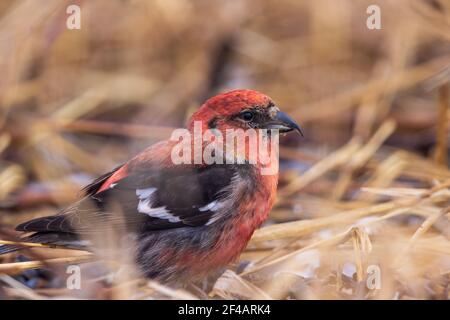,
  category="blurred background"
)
[0,0,449,299]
